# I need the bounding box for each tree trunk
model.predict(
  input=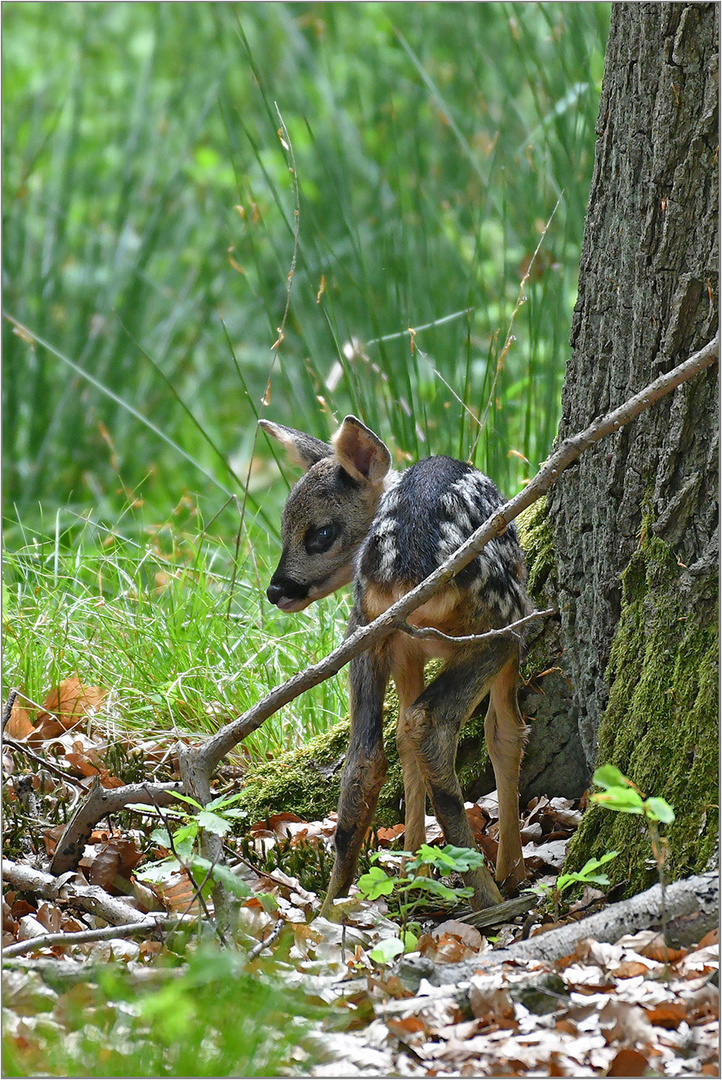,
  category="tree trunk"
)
[544,2,718,889]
